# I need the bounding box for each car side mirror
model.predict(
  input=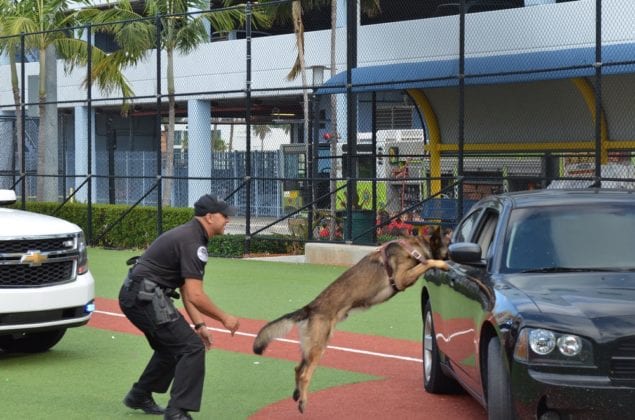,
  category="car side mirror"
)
[448,242,484,266]
[0,189,17,206]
